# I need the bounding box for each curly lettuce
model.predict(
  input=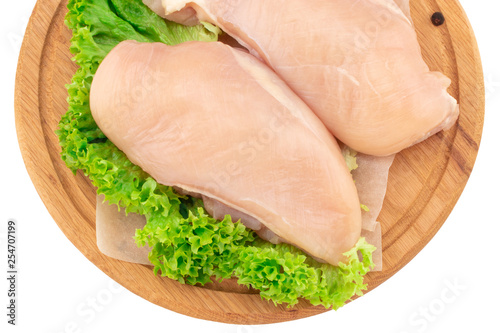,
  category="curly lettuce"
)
[57,0,375,309]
